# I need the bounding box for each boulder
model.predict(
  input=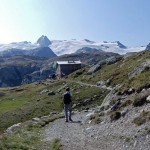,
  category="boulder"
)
[87,56,122,74]
[32,117,40,121]
[105,56,122,65]
[87,60,106,75]
[97,80,106,86]
[146,95,150,102]
[40,89,49,94]
[128,59,150,79]
[121,108,129,117]
[48,91,55,95]
[6,123,21,133]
